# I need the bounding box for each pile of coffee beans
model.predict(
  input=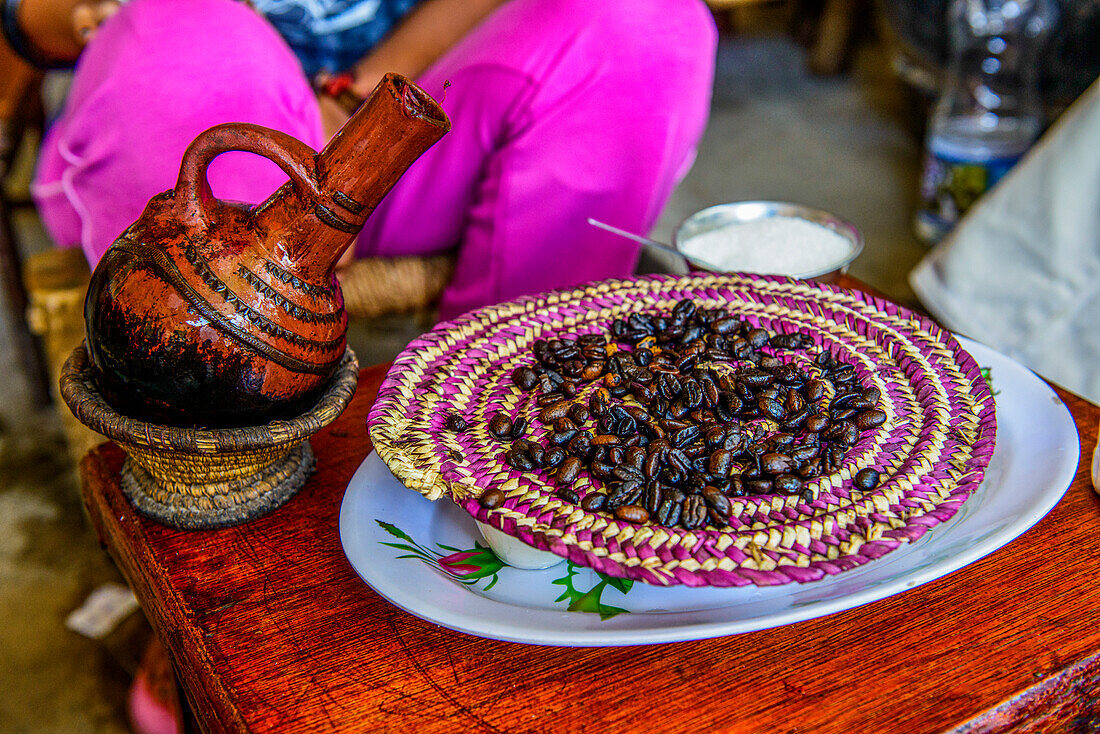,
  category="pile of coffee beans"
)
[462,299,885,530]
